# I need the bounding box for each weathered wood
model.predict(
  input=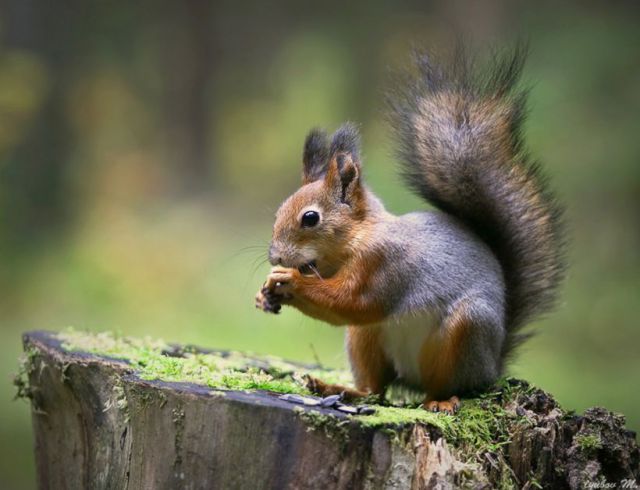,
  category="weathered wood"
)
[21,331,639,489]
